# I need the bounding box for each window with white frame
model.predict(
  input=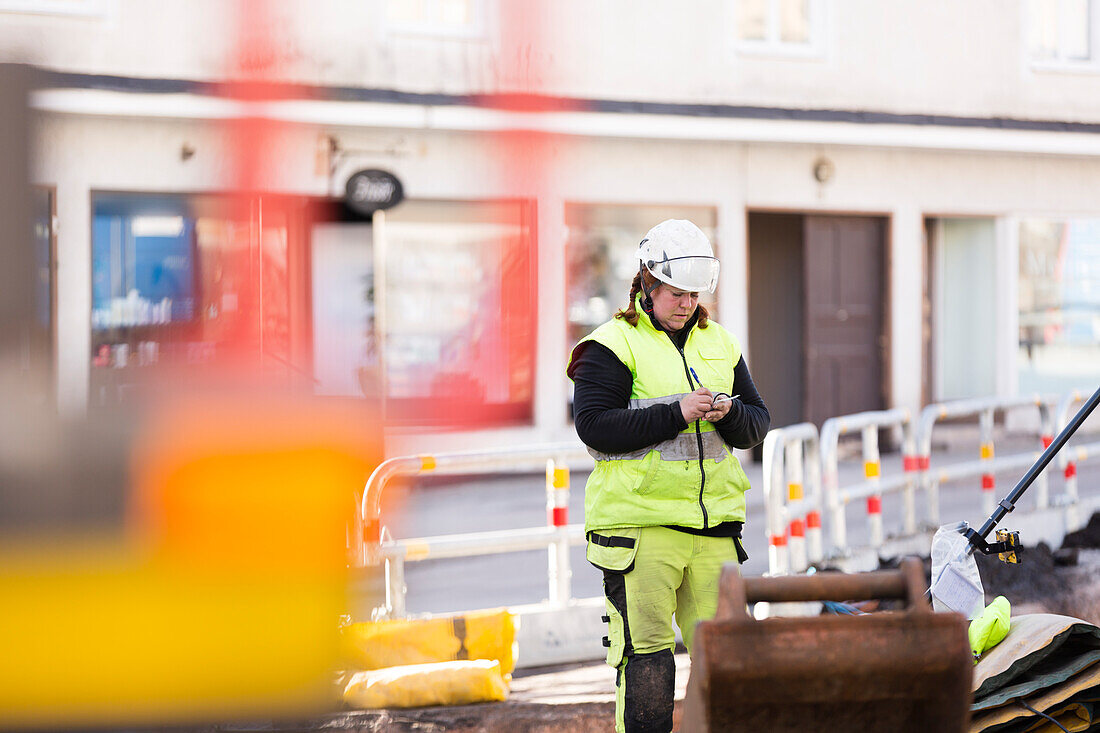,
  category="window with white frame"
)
[1027,0,1098,67]
[1018,217,1100,393]
[0,0,106,16]
[734,0,822,55]
[385,0,485,37]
